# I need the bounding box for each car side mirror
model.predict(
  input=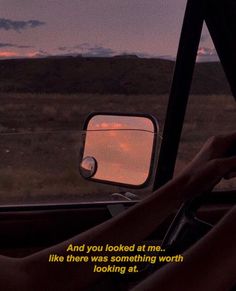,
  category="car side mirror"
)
[79,113,160,188]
